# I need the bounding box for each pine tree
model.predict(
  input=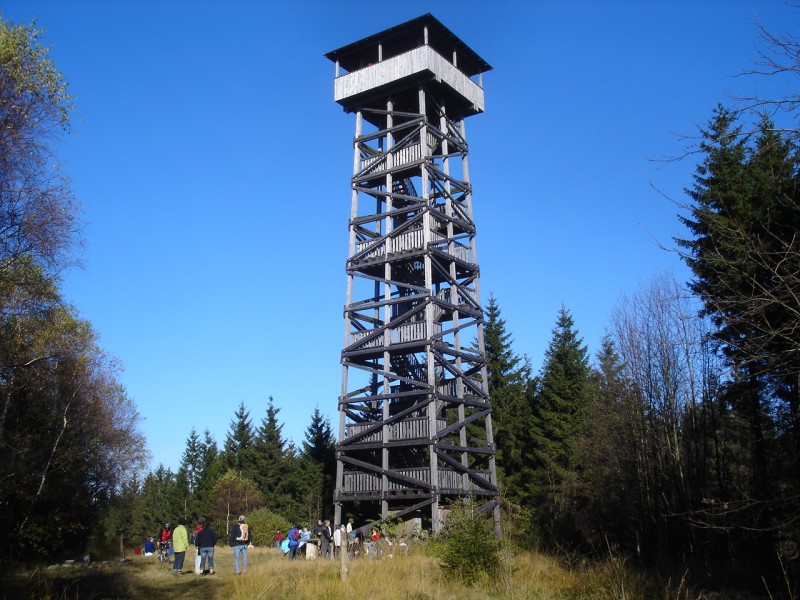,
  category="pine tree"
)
[677,107,800,570]
[253,396,291,508]
[281,441,319,524]
[195,429,223,516]
[680,108,799,380]
[130,465,182,539]
[531,305,590,546]
[224,401,257,479]
[174,427,204,519]
[301,407,337,518]
[179,427,202,494]
[483,295,535,505]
